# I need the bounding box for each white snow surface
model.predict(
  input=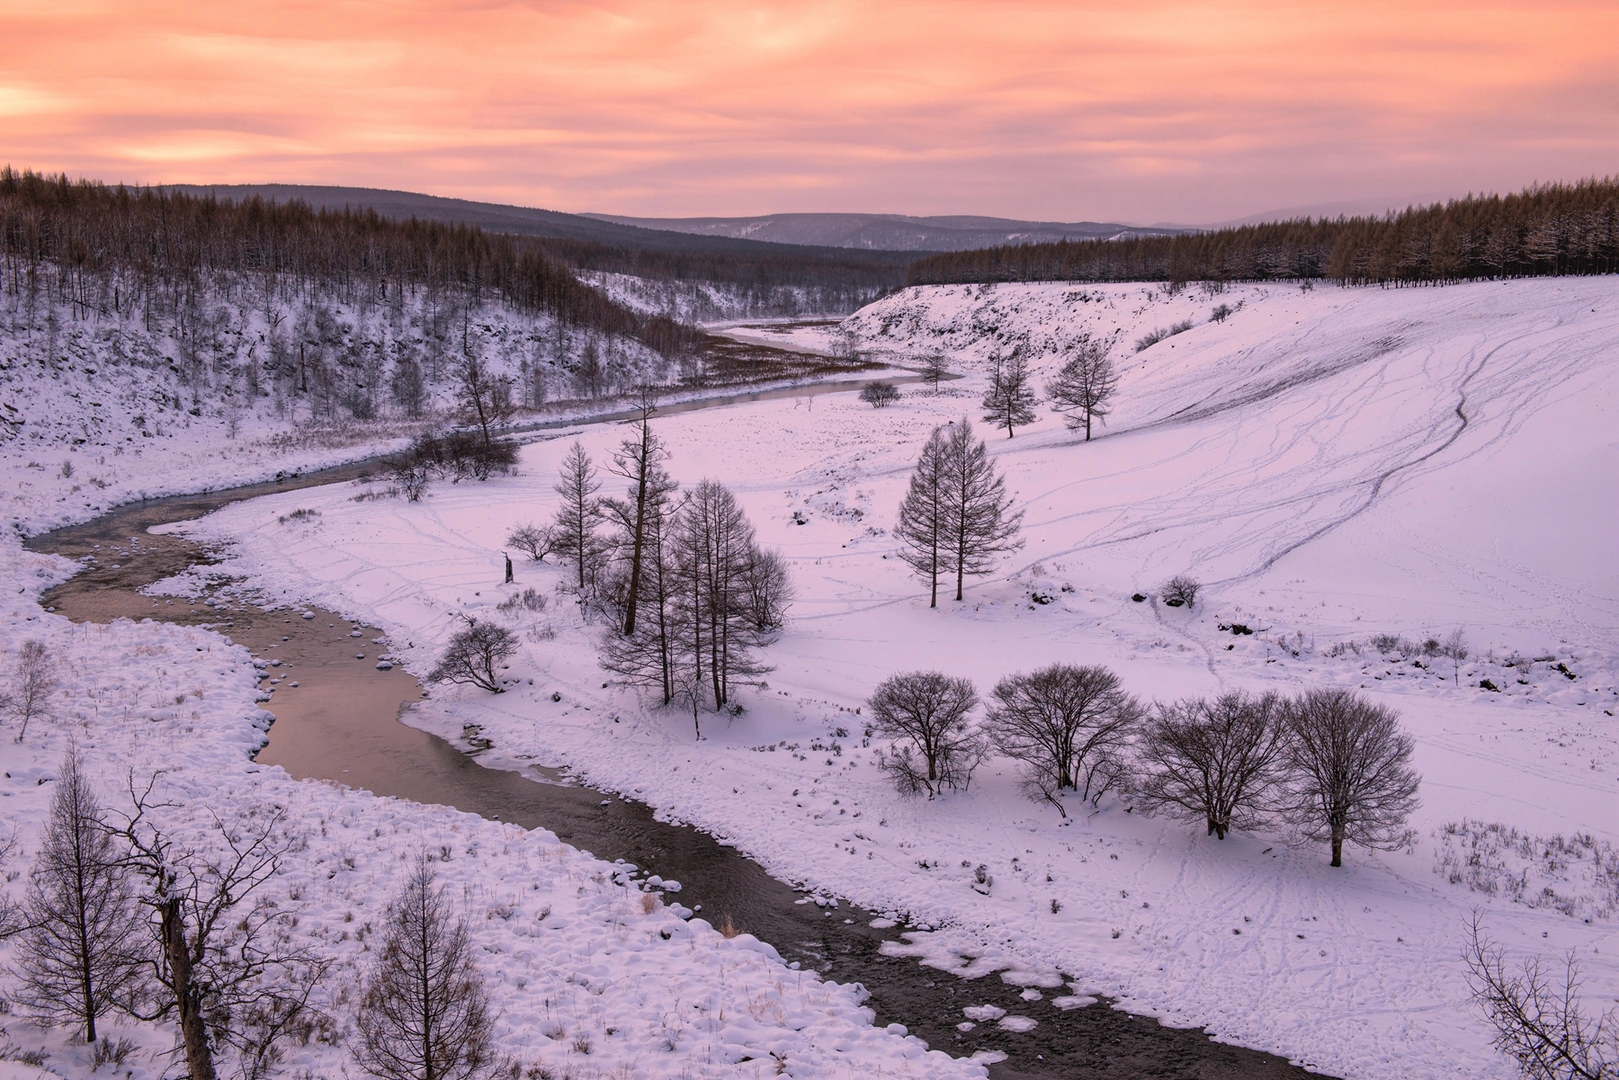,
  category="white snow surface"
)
[4,275,1616,1079]
[167,277,1619,1080]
